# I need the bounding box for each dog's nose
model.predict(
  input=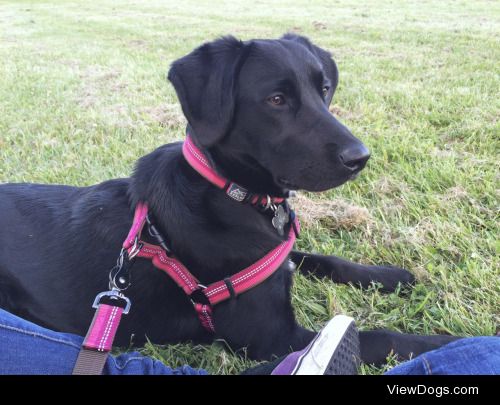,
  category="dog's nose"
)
[339,144,370,171]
